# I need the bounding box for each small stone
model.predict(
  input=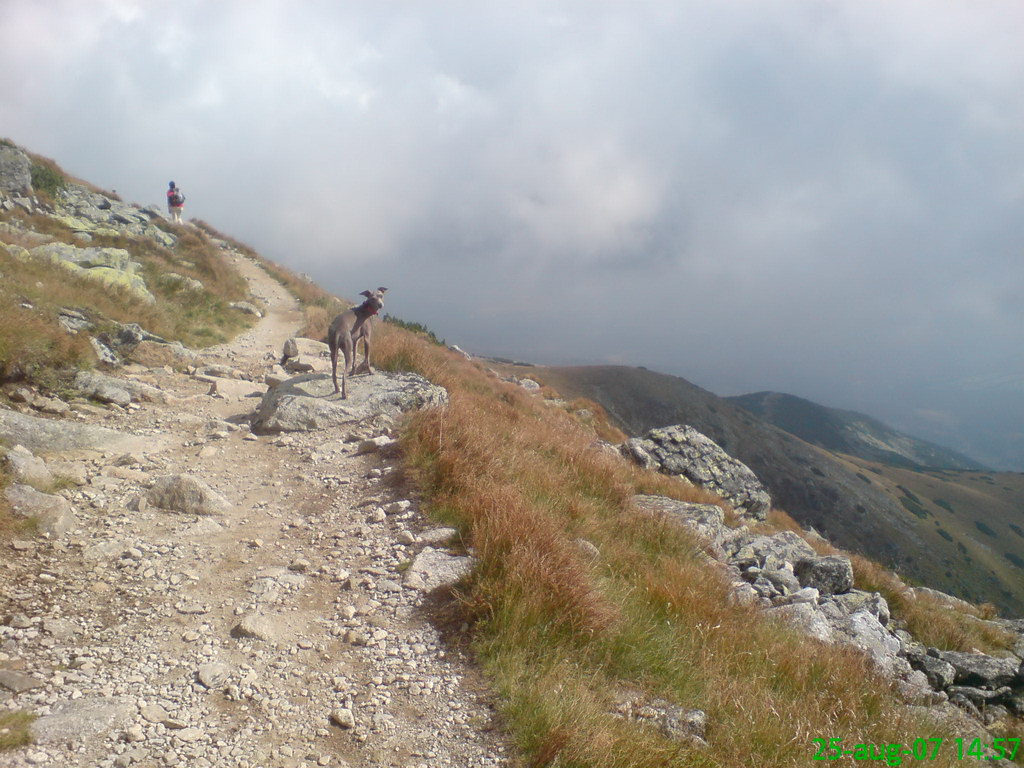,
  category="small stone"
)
[197,661,232,689]
[175,727,203,742]
[330,708,356,729]
[125,723,145,742]
[289,558,311,573]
